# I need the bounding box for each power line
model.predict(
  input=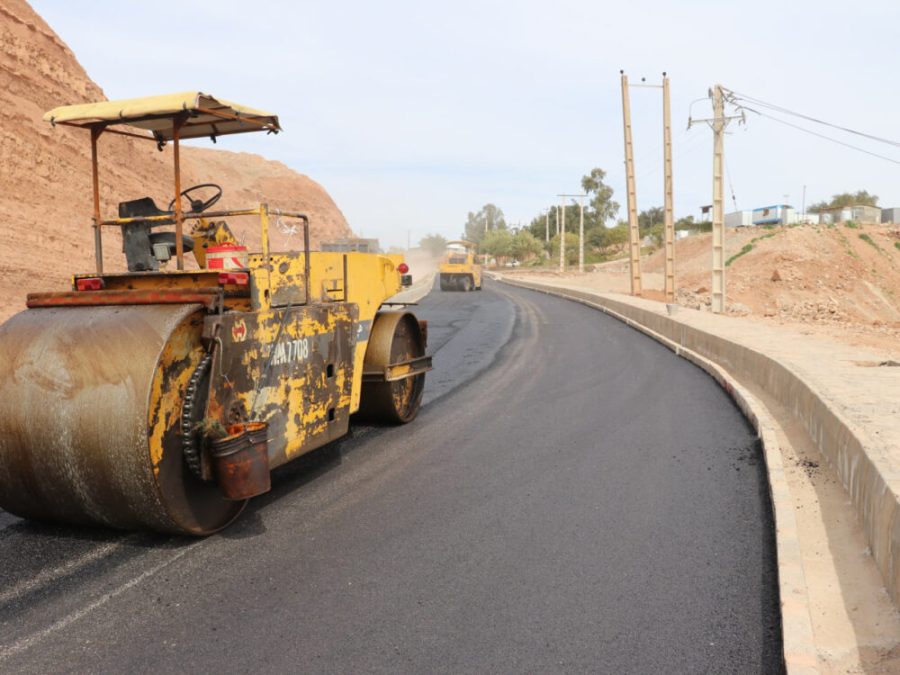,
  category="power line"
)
[725,88,900,149]
[745,107,900,166]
